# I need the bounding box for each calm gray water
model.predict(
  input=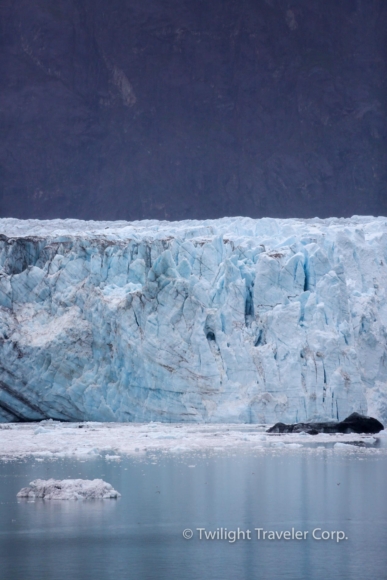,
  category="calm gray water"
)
[0,450,386,580]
